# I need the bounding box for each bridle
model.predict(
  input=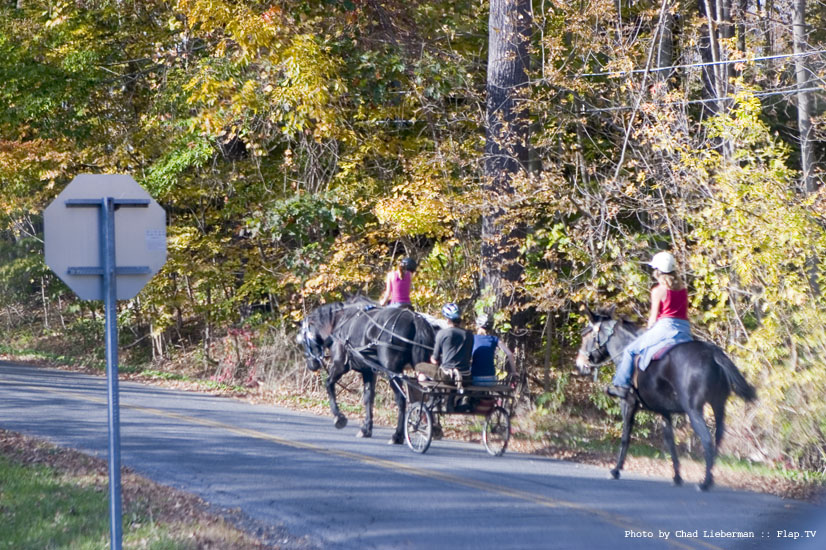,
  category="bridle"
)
[299,321,326,366]
[578,319,618,370]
